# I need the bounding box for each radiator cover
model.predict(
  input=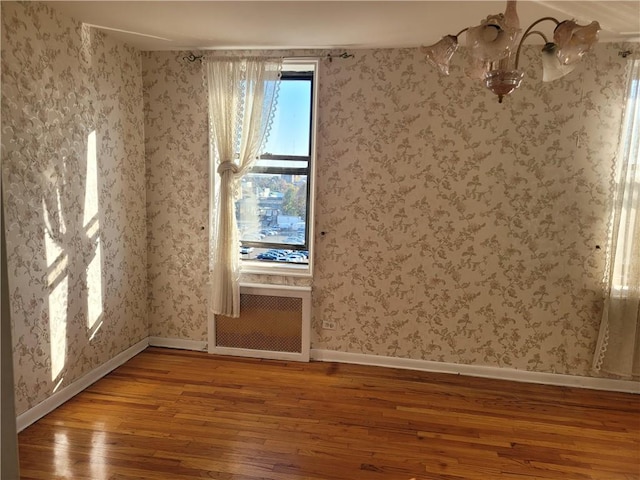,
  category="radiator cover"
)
[211,284,311,361]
